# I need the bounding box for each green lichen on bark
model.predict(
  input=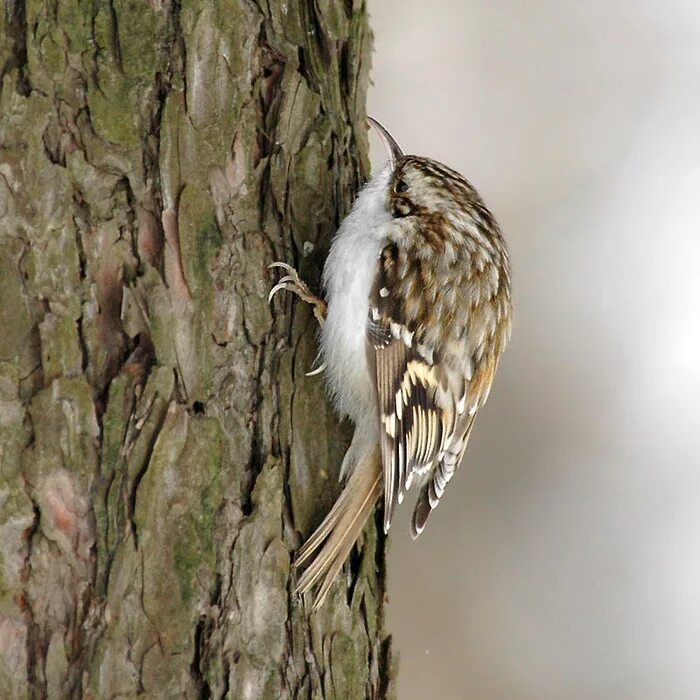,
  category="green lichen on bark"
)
[0,0,394,697]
